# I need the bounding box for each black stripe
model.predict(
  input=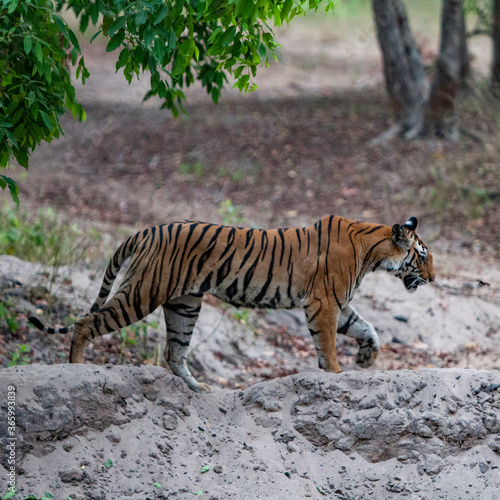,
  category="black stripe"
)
[28,316,45,330]
[295,228,302,252]
[226,278,238,299]
[198,271,213,293]
[197,226,224,274]
[169,338,190,347]
[254,236,277,303]
[219,227,236,261]
[317,219,322,256]
[278,229,285,266]
[186,223,211,260]
[118,297,131,325]
[216,249,236,286]
[243,251,261,289]
[238,239,255,270]
[337,312,356,334]
[245,229,254,247]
